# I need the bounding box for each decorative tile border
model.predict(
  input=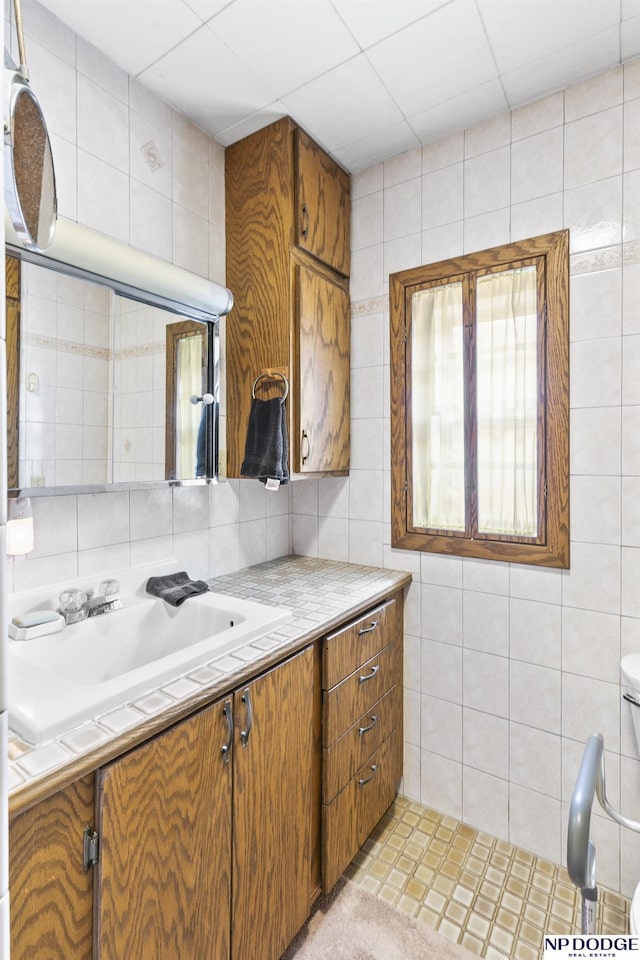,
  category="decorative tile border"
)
[22,333,166,361]
[113,341,165,360]
[351,296,389,318]
[23,331,110,361]
[570,245,623,276]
